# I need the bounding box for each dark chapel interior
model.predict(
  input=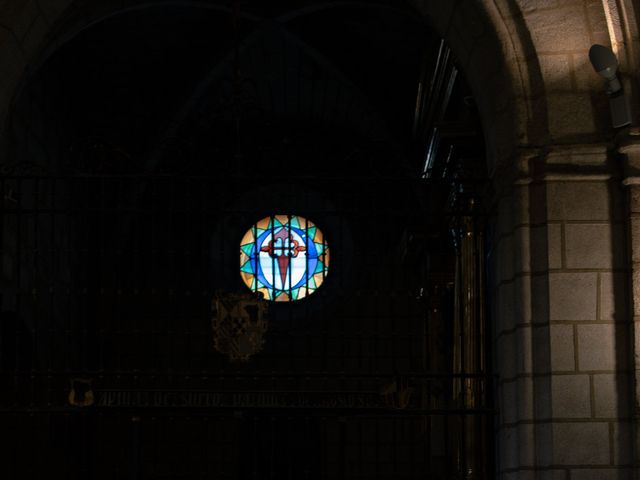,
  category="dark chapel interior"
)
[0,1,493,479]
